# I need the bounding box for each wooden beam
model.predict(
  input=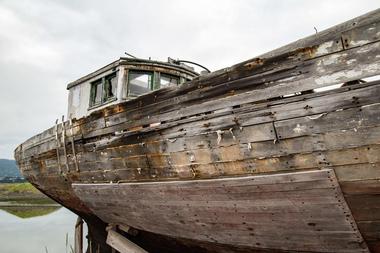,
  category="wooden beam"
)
[106,229,148,253]
[74,216,83,253]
